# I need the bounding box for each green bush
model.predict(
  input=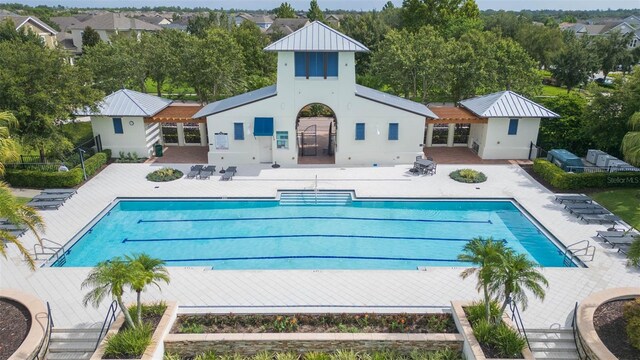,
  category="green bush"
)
[493,323,527,358]
[104,323,153,358]
[465,302,526,358]
[465,301,501,325]
[624,298,640,350]
[146,168,183,182]
[626,237,640,267]
[449,169,487,183]
[166,349,463,360]
[3,151,109,188]
[532,159,640,189]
